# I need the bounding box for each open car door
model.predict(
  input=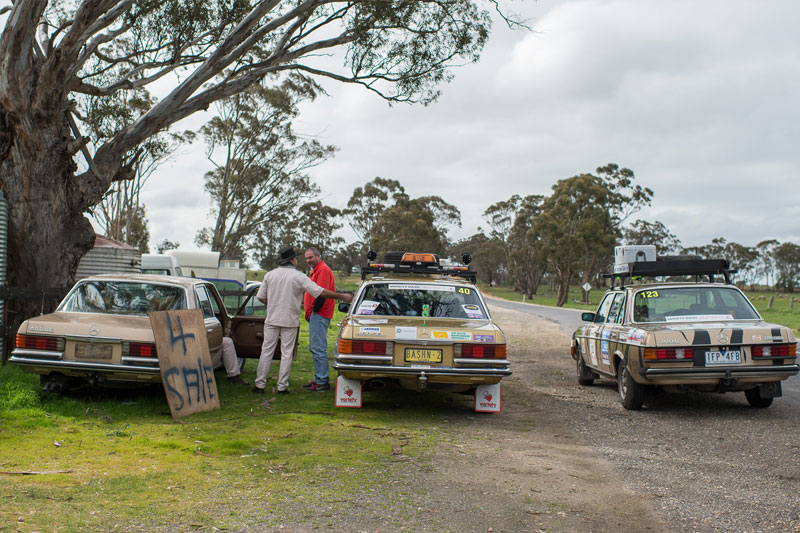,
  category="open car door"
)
[230,286,297,360]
